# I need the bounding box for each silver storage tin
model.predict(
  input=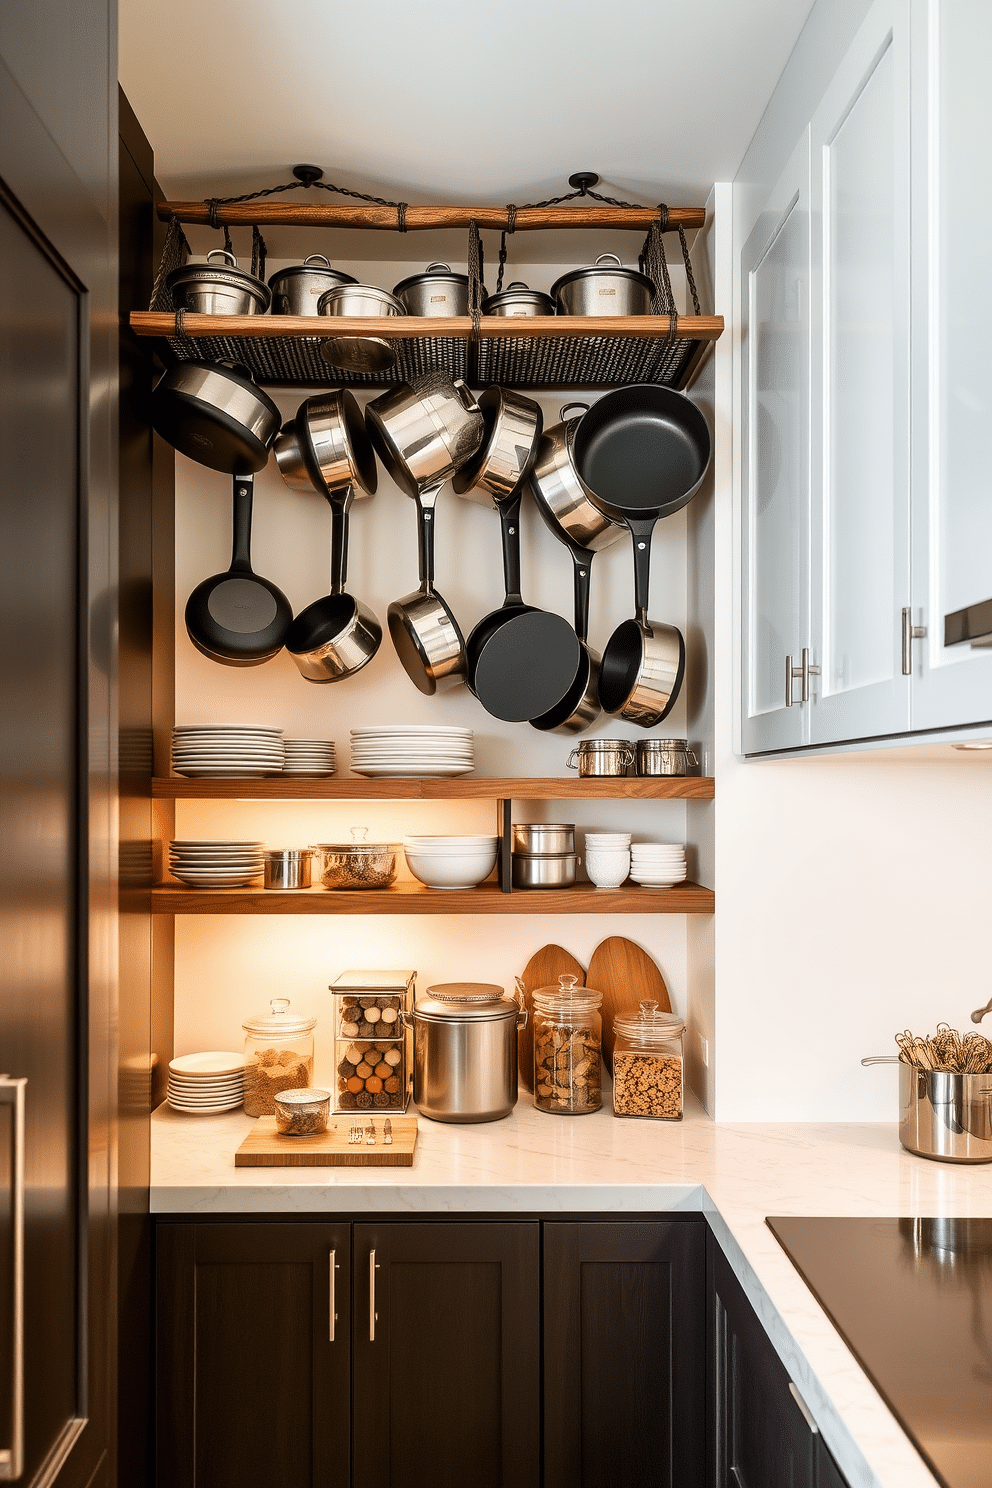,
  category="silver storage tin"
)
[511,852,578,889]
[392,263,474,317]
[512,823,575,856]
[268,255,357,316]
[263,849,316,890]
[404,983,527,1123]
[550,254,654,317]
[316,283,405,372]
[166,249,272,316]
[636,738,699,776]
[482,282,555,317]
[567,739,635,777]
